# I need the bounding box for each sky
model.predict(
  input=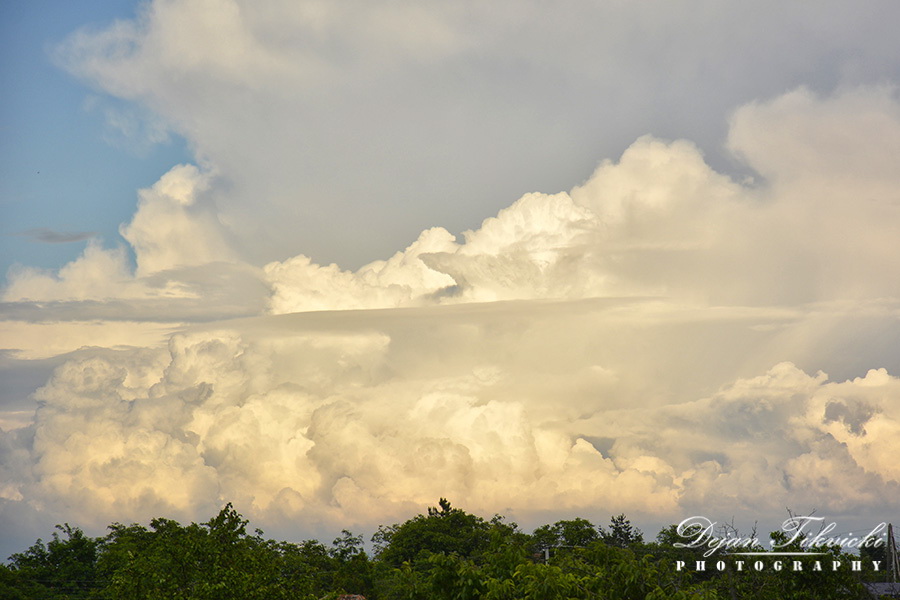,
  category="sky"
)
[3,0,900,558]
